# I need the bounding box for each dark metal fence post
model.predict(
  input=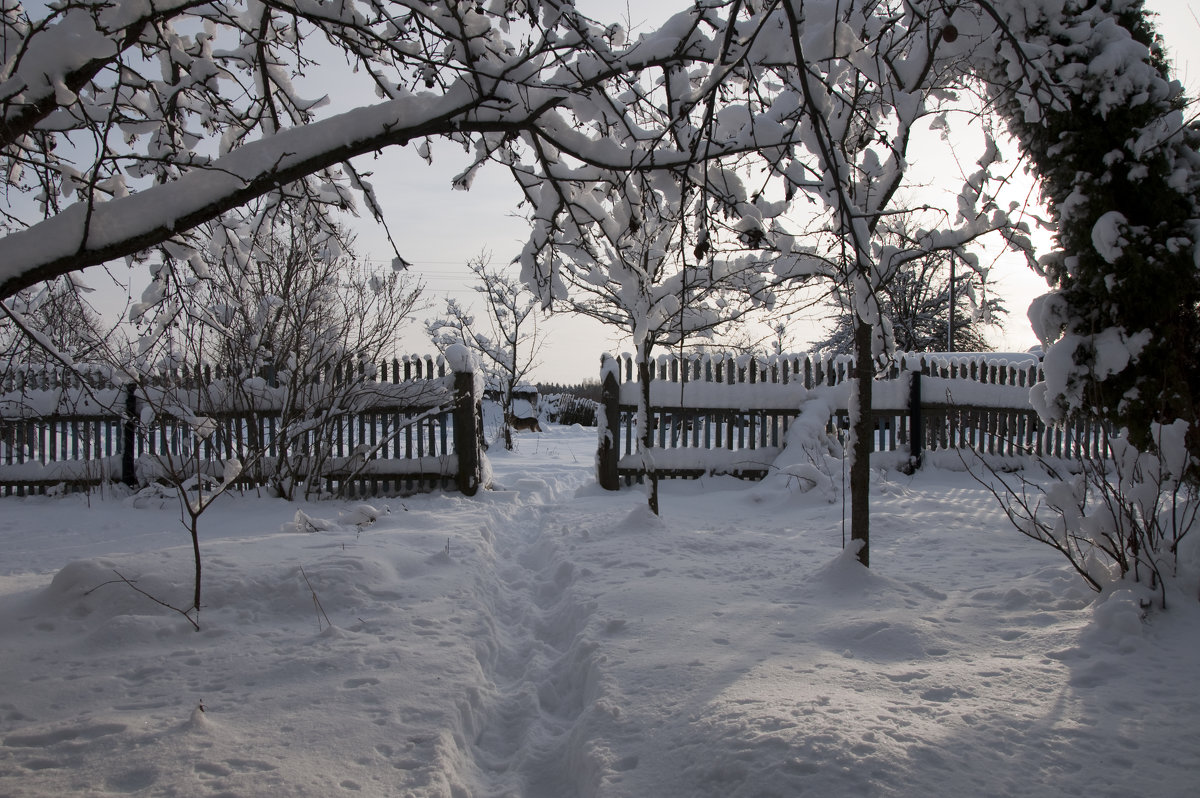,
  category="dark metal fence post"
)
[453,368,482,496]
[908,369,923,471]
[122,382,138,487]
[598,355,620,490]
